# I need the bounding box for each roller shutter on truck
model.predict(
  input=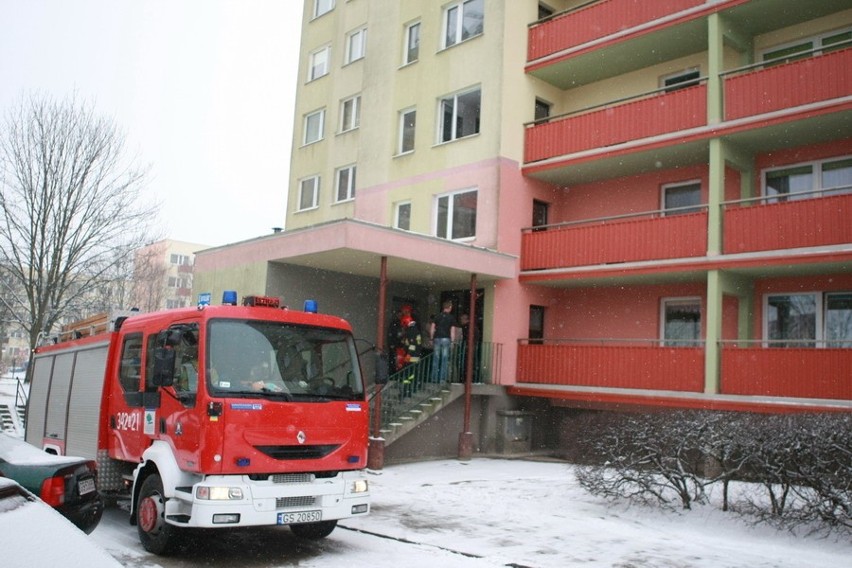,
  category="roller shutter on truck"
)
[26,341,110,460]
